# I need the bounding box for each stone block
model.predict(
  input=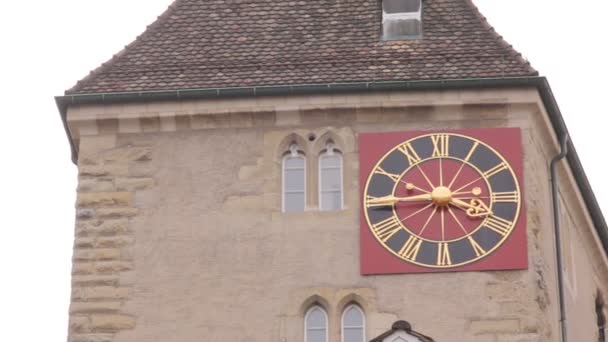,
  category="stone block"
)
[496,333,542,342]
[77,209,96,220]
[115,177,155,191]
[73,249,121,261]
[77,192,132,207]
[72,286,130,301]
[96,207,139,219]
[90,314,136,331]
[69,334,114,342]
[76,219,129,237]
[78,178,115,192]
[70,315,91,333]
[72,275,120,287]
[70,301,122,314]
[79,163,129,177]
[102,147,152,163]
[96,236,134,248]
[471,319,520,335]
[230,112,254,127]
[95,261,133,273]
